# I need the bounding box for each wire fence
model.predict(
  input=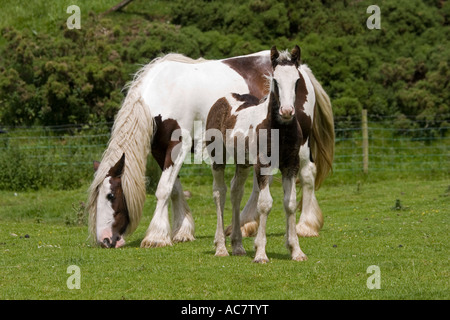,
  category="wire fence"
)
[0,115,449,190]
[0,123,111,167]
[333,125,449,174]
